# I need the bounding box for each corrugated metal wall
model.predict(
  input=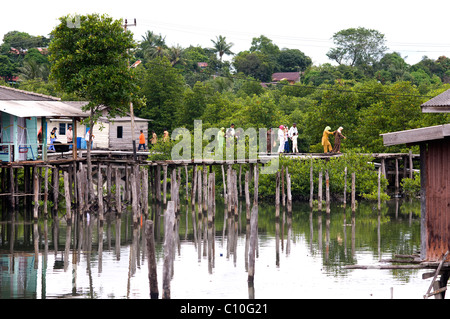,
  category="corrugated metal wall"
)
[425,138,450,261]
